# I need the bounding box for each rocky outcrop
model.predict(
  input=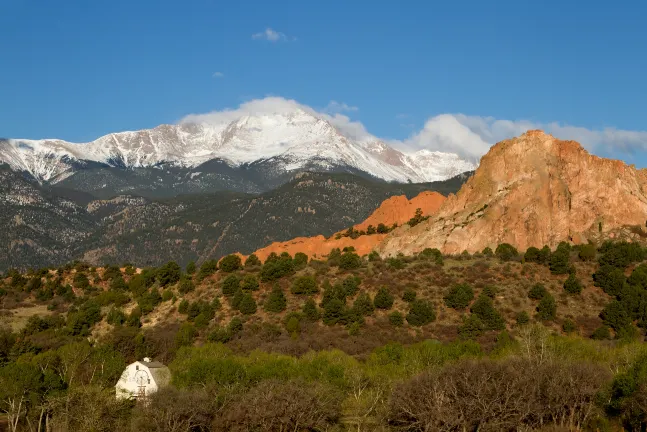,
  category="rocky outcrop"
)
[377,130,647,256]
[251,191,446,261]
